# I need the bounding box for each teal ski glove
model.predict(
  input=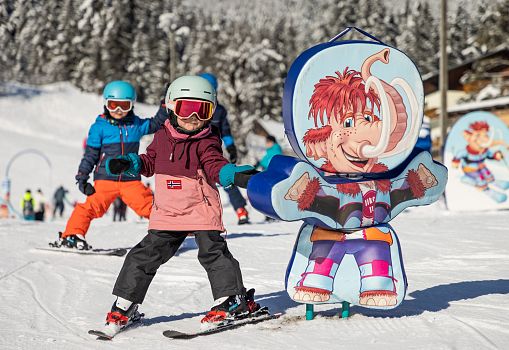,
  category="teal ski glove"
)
[219,164,256,189]
[105,153,141,177]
